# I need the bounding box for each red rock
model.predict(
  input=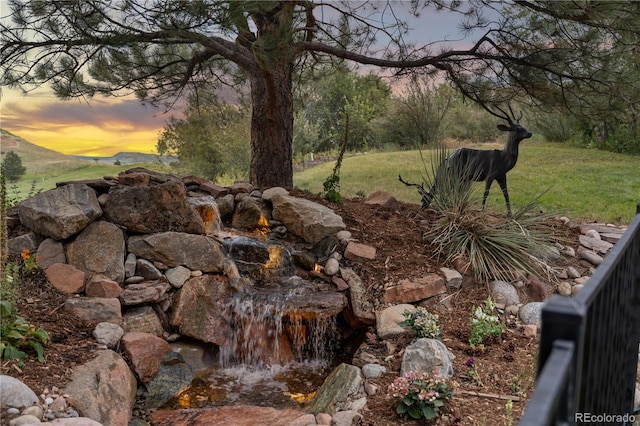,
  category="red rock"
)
[332,276,349,291]
[344,242,376,262]
[121,332,170,383]
[45,263,85,294]
[526,276,550,302]
[364,190,399,210]
[85,274,122,298]
[384,274,446,304]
